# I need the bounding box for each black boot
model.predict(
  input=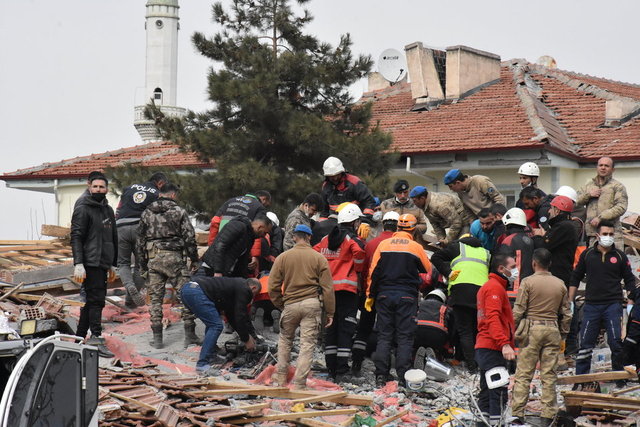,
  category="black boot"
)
[184,323,201,347]
[150,325,163,349]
